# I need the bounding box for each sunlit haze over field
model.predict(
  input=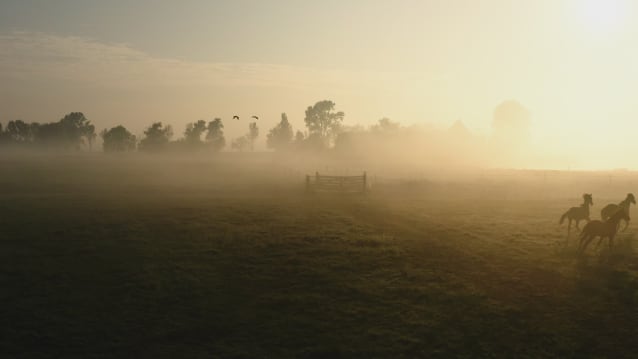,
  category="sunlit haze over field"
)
[6,2,638,358]
[1,0,637,169]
